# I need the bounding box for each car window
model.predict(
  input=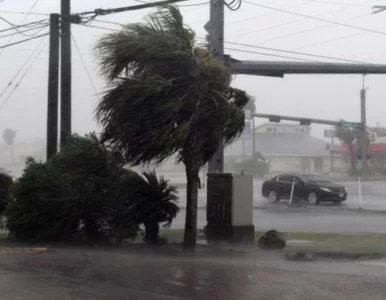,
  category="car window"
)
[277,175,295,182]
[294,177,304,184]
